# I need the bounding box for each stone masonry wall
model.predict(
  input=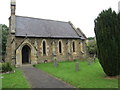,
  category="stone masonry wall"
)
[14,37,86,64]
